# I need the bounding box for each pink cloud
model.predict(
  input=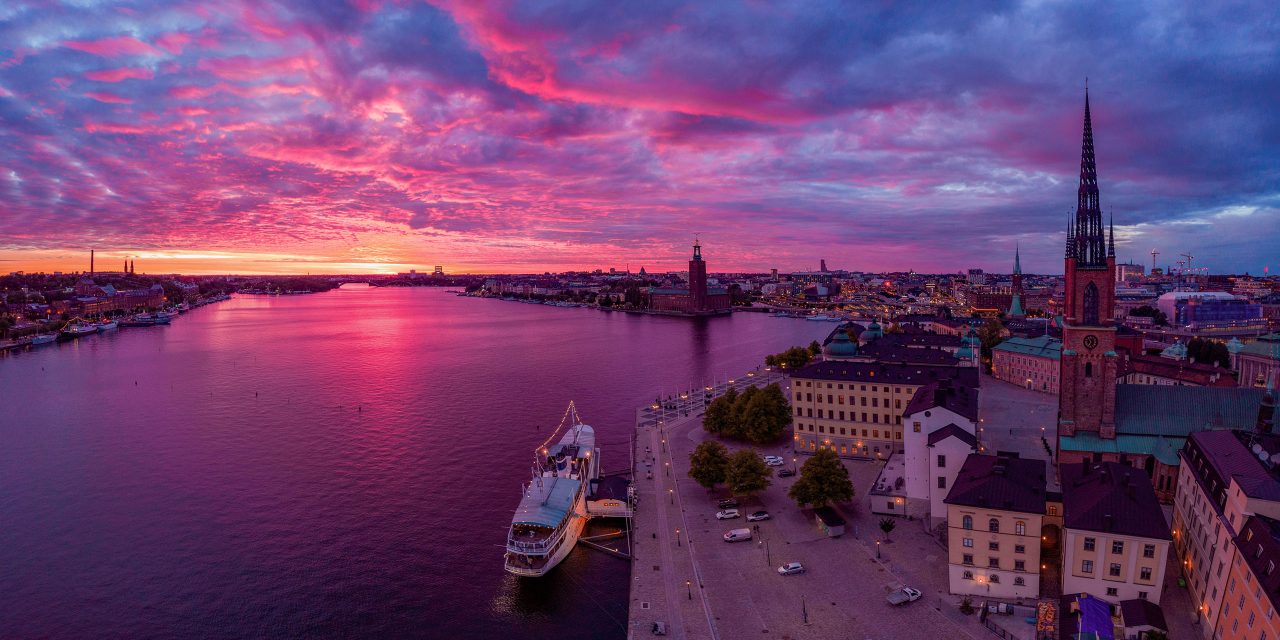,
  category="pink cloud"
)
[84,67,154,82]
[84,91,134,104]
[154,32,192,55]
[64,36,162,58]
